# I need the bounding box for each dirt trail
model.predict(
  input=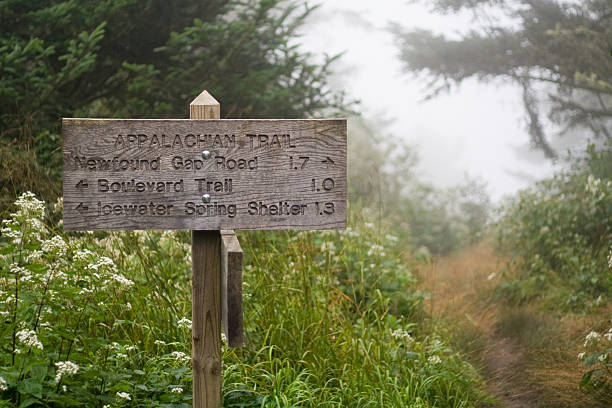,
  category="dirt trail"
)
[419,243,536,408]
[419,243,611,408]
